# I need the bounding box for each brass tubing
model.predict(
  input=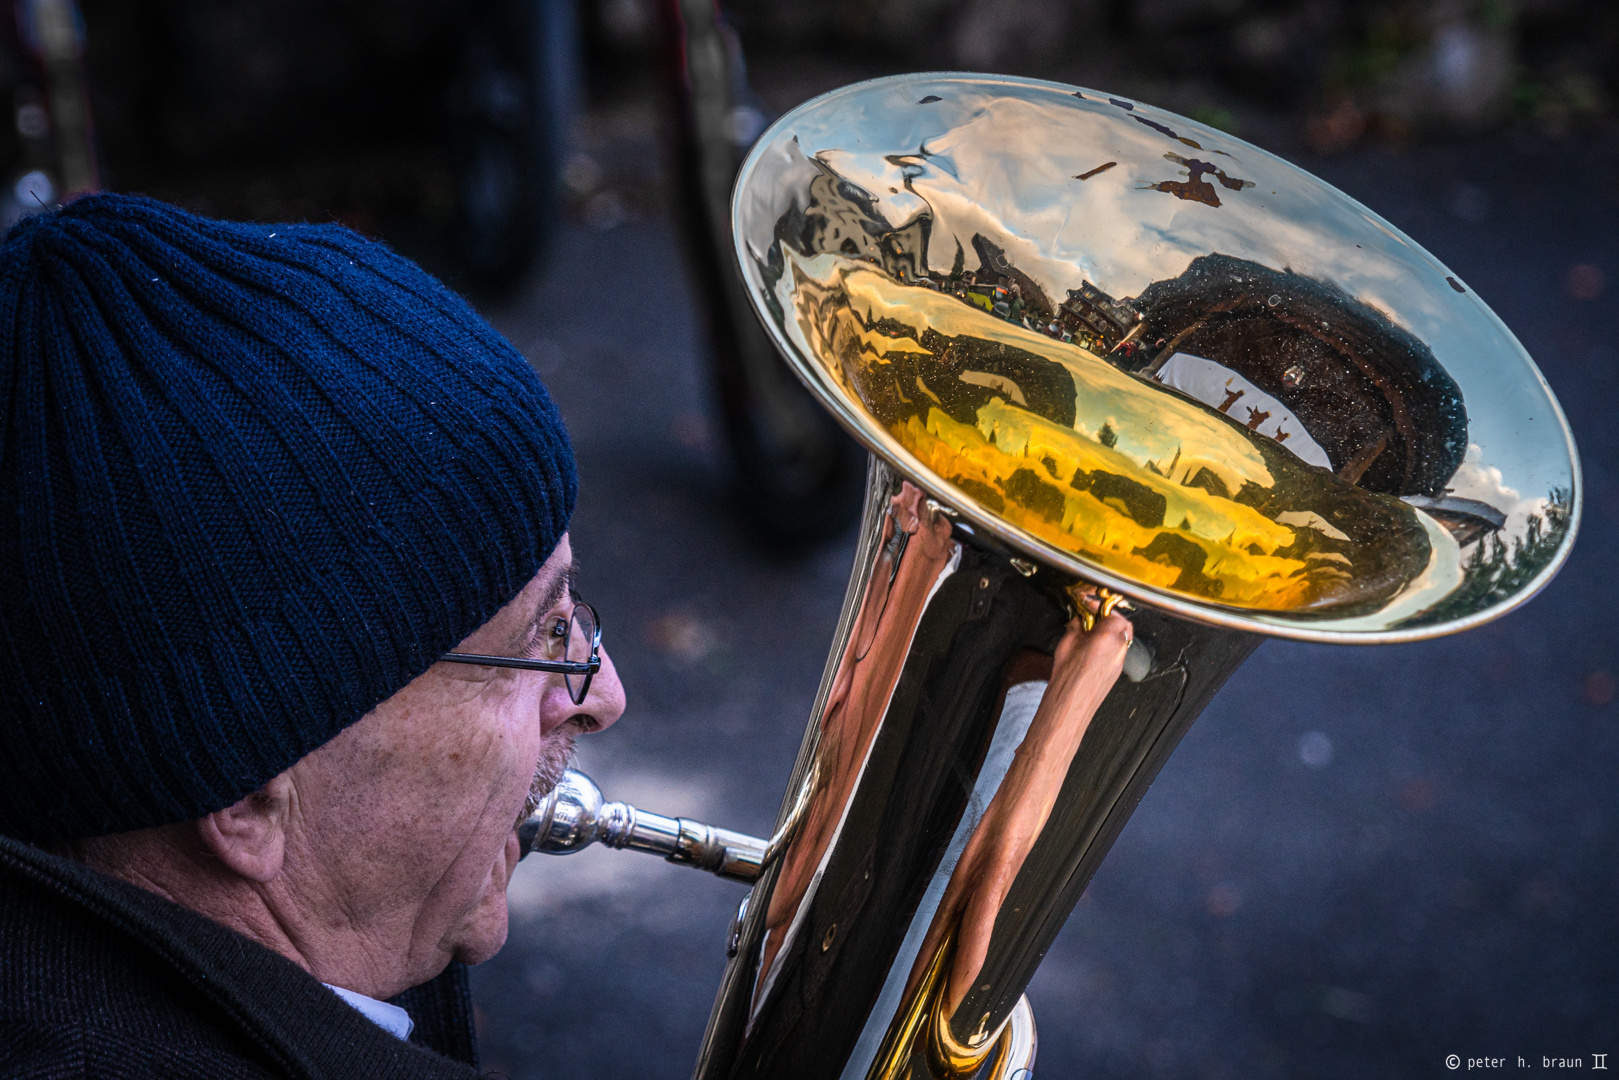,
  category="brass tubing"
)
[699,70,1577,1080]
